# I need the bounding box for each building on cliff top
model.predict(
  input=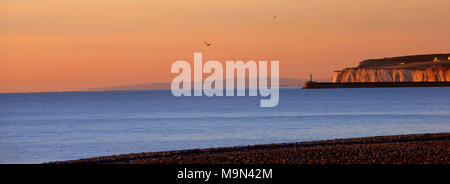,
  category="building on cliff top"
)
[433,57,439,62]
[434,56,450,62]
